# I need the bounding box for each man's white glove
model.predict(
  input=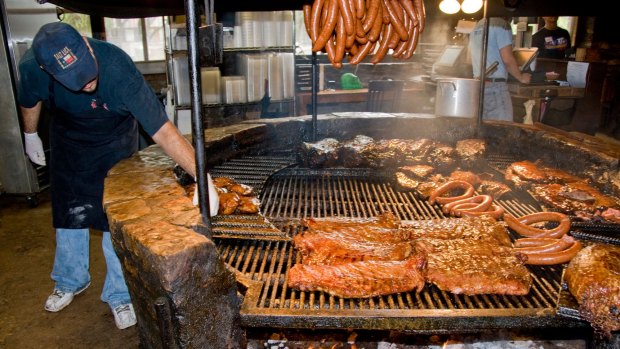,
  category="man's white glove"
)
[24,132,46,166]
[193,173,220,217]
